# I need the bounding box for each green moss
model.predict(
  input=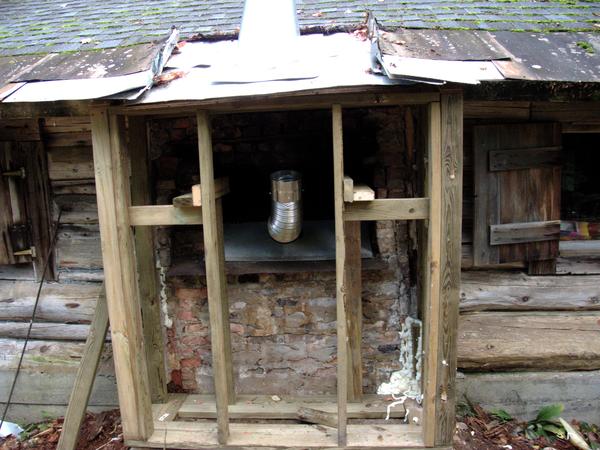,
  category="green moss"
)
[577,41,595,54]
